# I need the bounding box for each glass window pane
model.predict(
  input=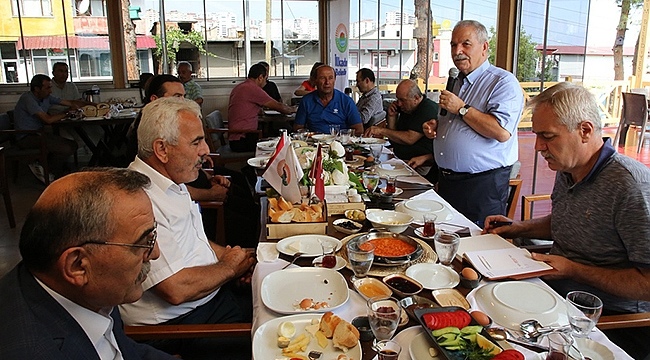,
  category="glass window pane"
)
[282,0,320,78]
